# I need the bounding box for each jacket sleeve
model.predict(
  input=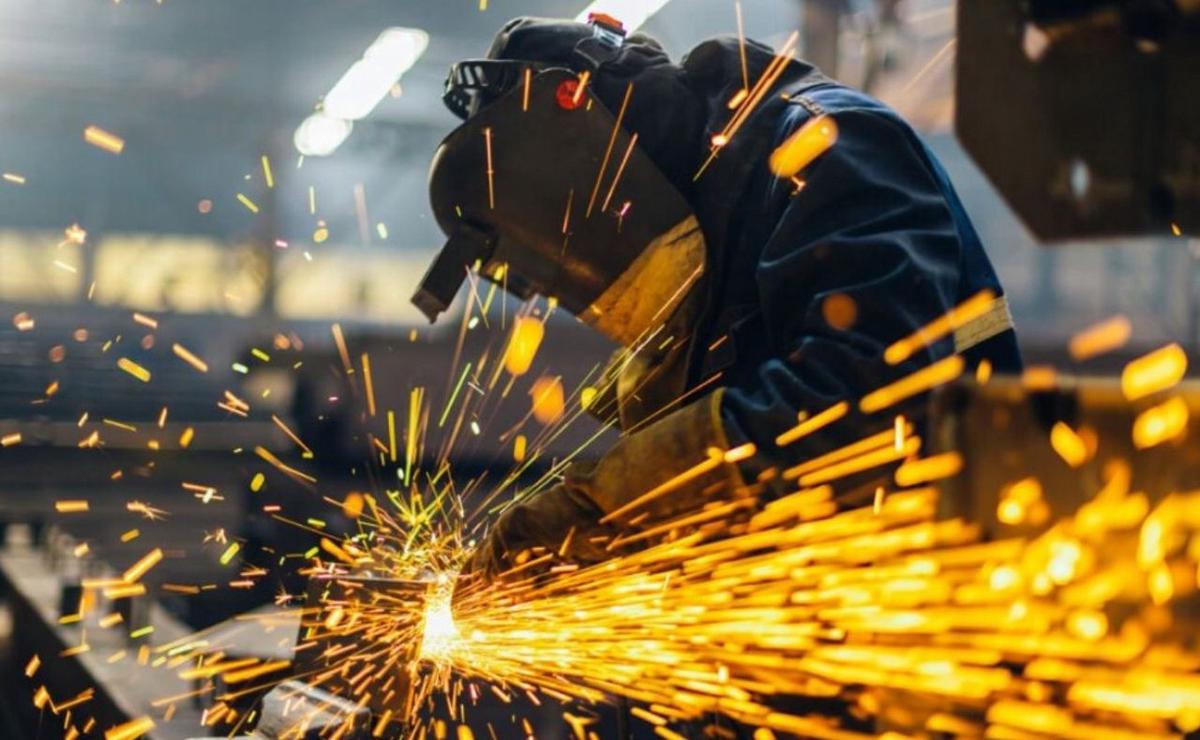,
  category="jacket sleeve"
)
[718,106,968,486]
